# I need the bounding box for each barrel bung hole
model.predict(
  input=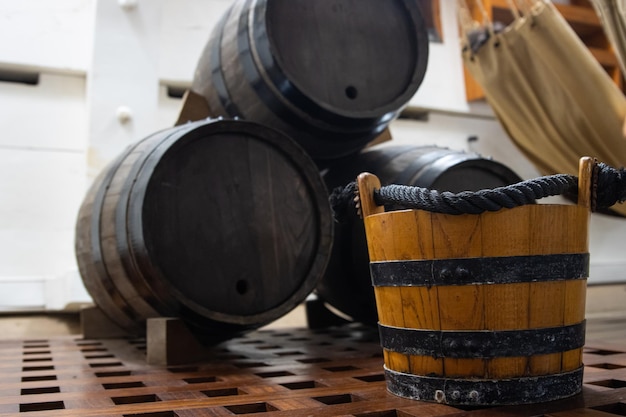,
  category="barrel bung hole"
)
[345,85,358,100]
[236,279,249,295]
